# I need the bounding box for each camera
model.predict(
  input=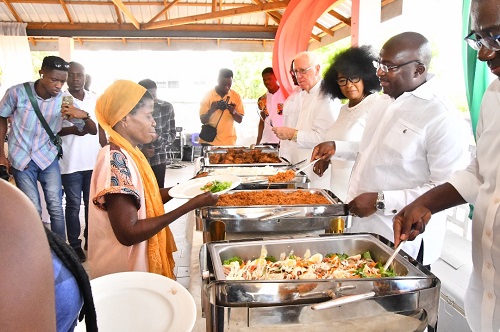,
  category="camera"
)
[216,99,229,111]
